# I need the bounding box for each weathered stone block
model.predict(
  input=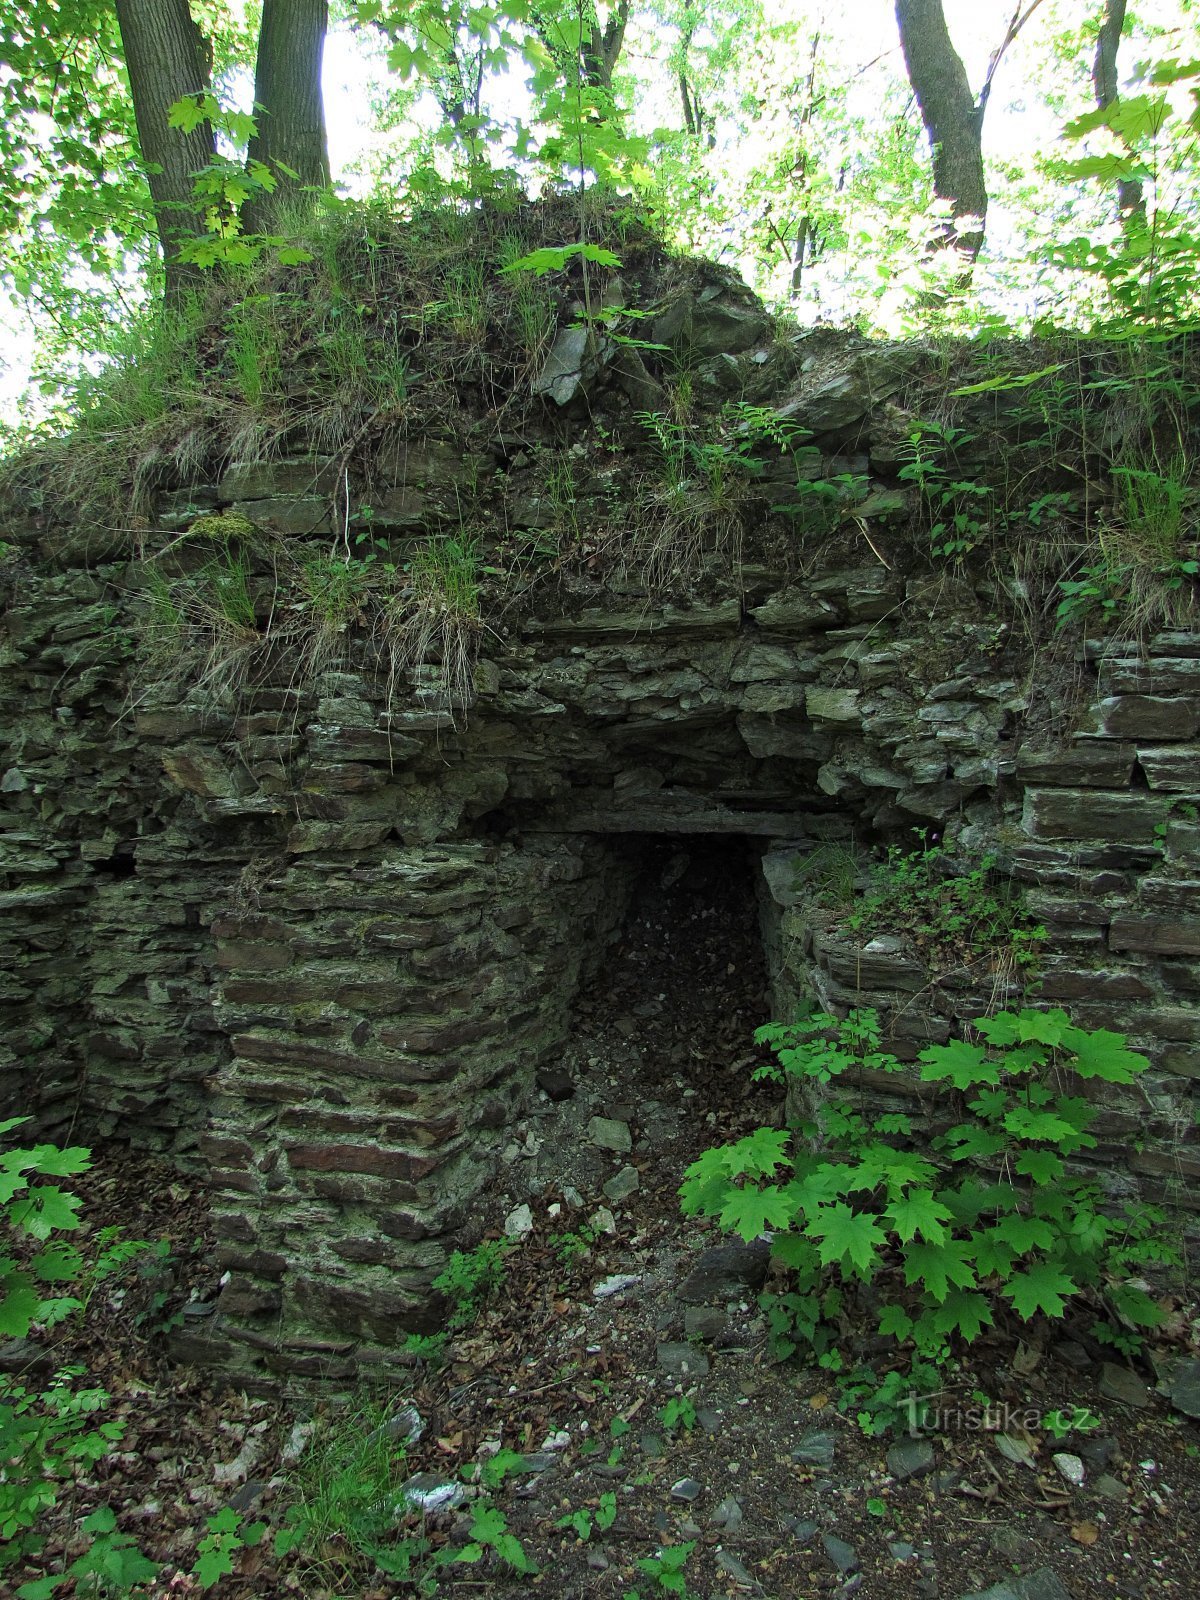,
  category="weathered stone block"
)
[1109,914,1200,956]
[286,1142,443,1181]
[1017,742,1136,787]
[805,685,861,724]
[231,497,331,536]
[1021,787,1170,843]
[750,593,838,637]
[1079,695,1200,741]
[1100,657,1200,694]
[286,820,392,854]
[218,458,336,501]
[1138,745,1200,790]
